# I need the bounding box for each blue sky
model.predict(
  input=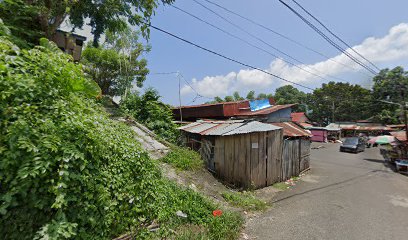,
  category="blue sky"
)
[69,0,408,106]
